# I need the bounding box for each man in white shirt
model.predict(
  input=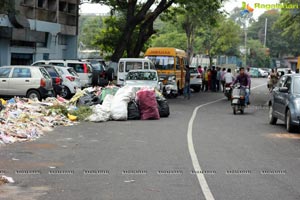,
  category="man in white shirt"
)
[224,68,235,85]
